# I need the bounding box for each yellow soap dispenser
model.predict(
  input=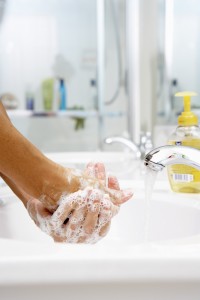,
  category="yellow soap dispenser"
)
[167,91,200,193]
